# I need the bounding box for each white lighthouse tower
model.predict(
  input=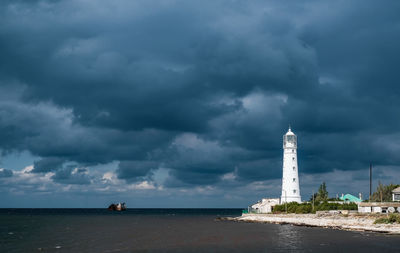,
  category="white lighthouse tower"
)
[281,127,301,203]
